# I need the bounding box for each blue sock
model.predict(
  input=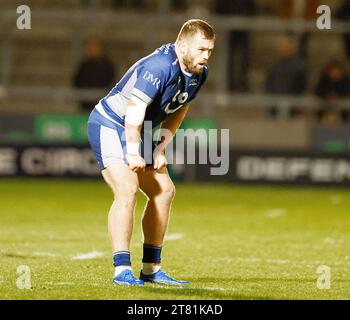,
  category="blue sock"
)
[142,244,162,264]
[113,251,131,267]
